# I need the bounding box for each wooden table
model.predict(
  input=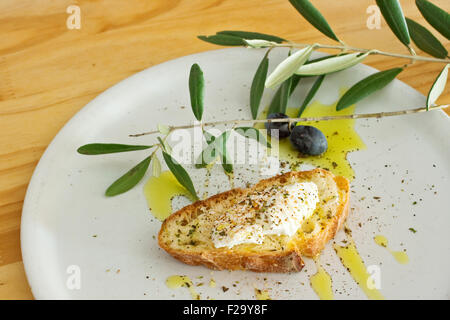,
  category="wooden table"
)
[0,0,448,300]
